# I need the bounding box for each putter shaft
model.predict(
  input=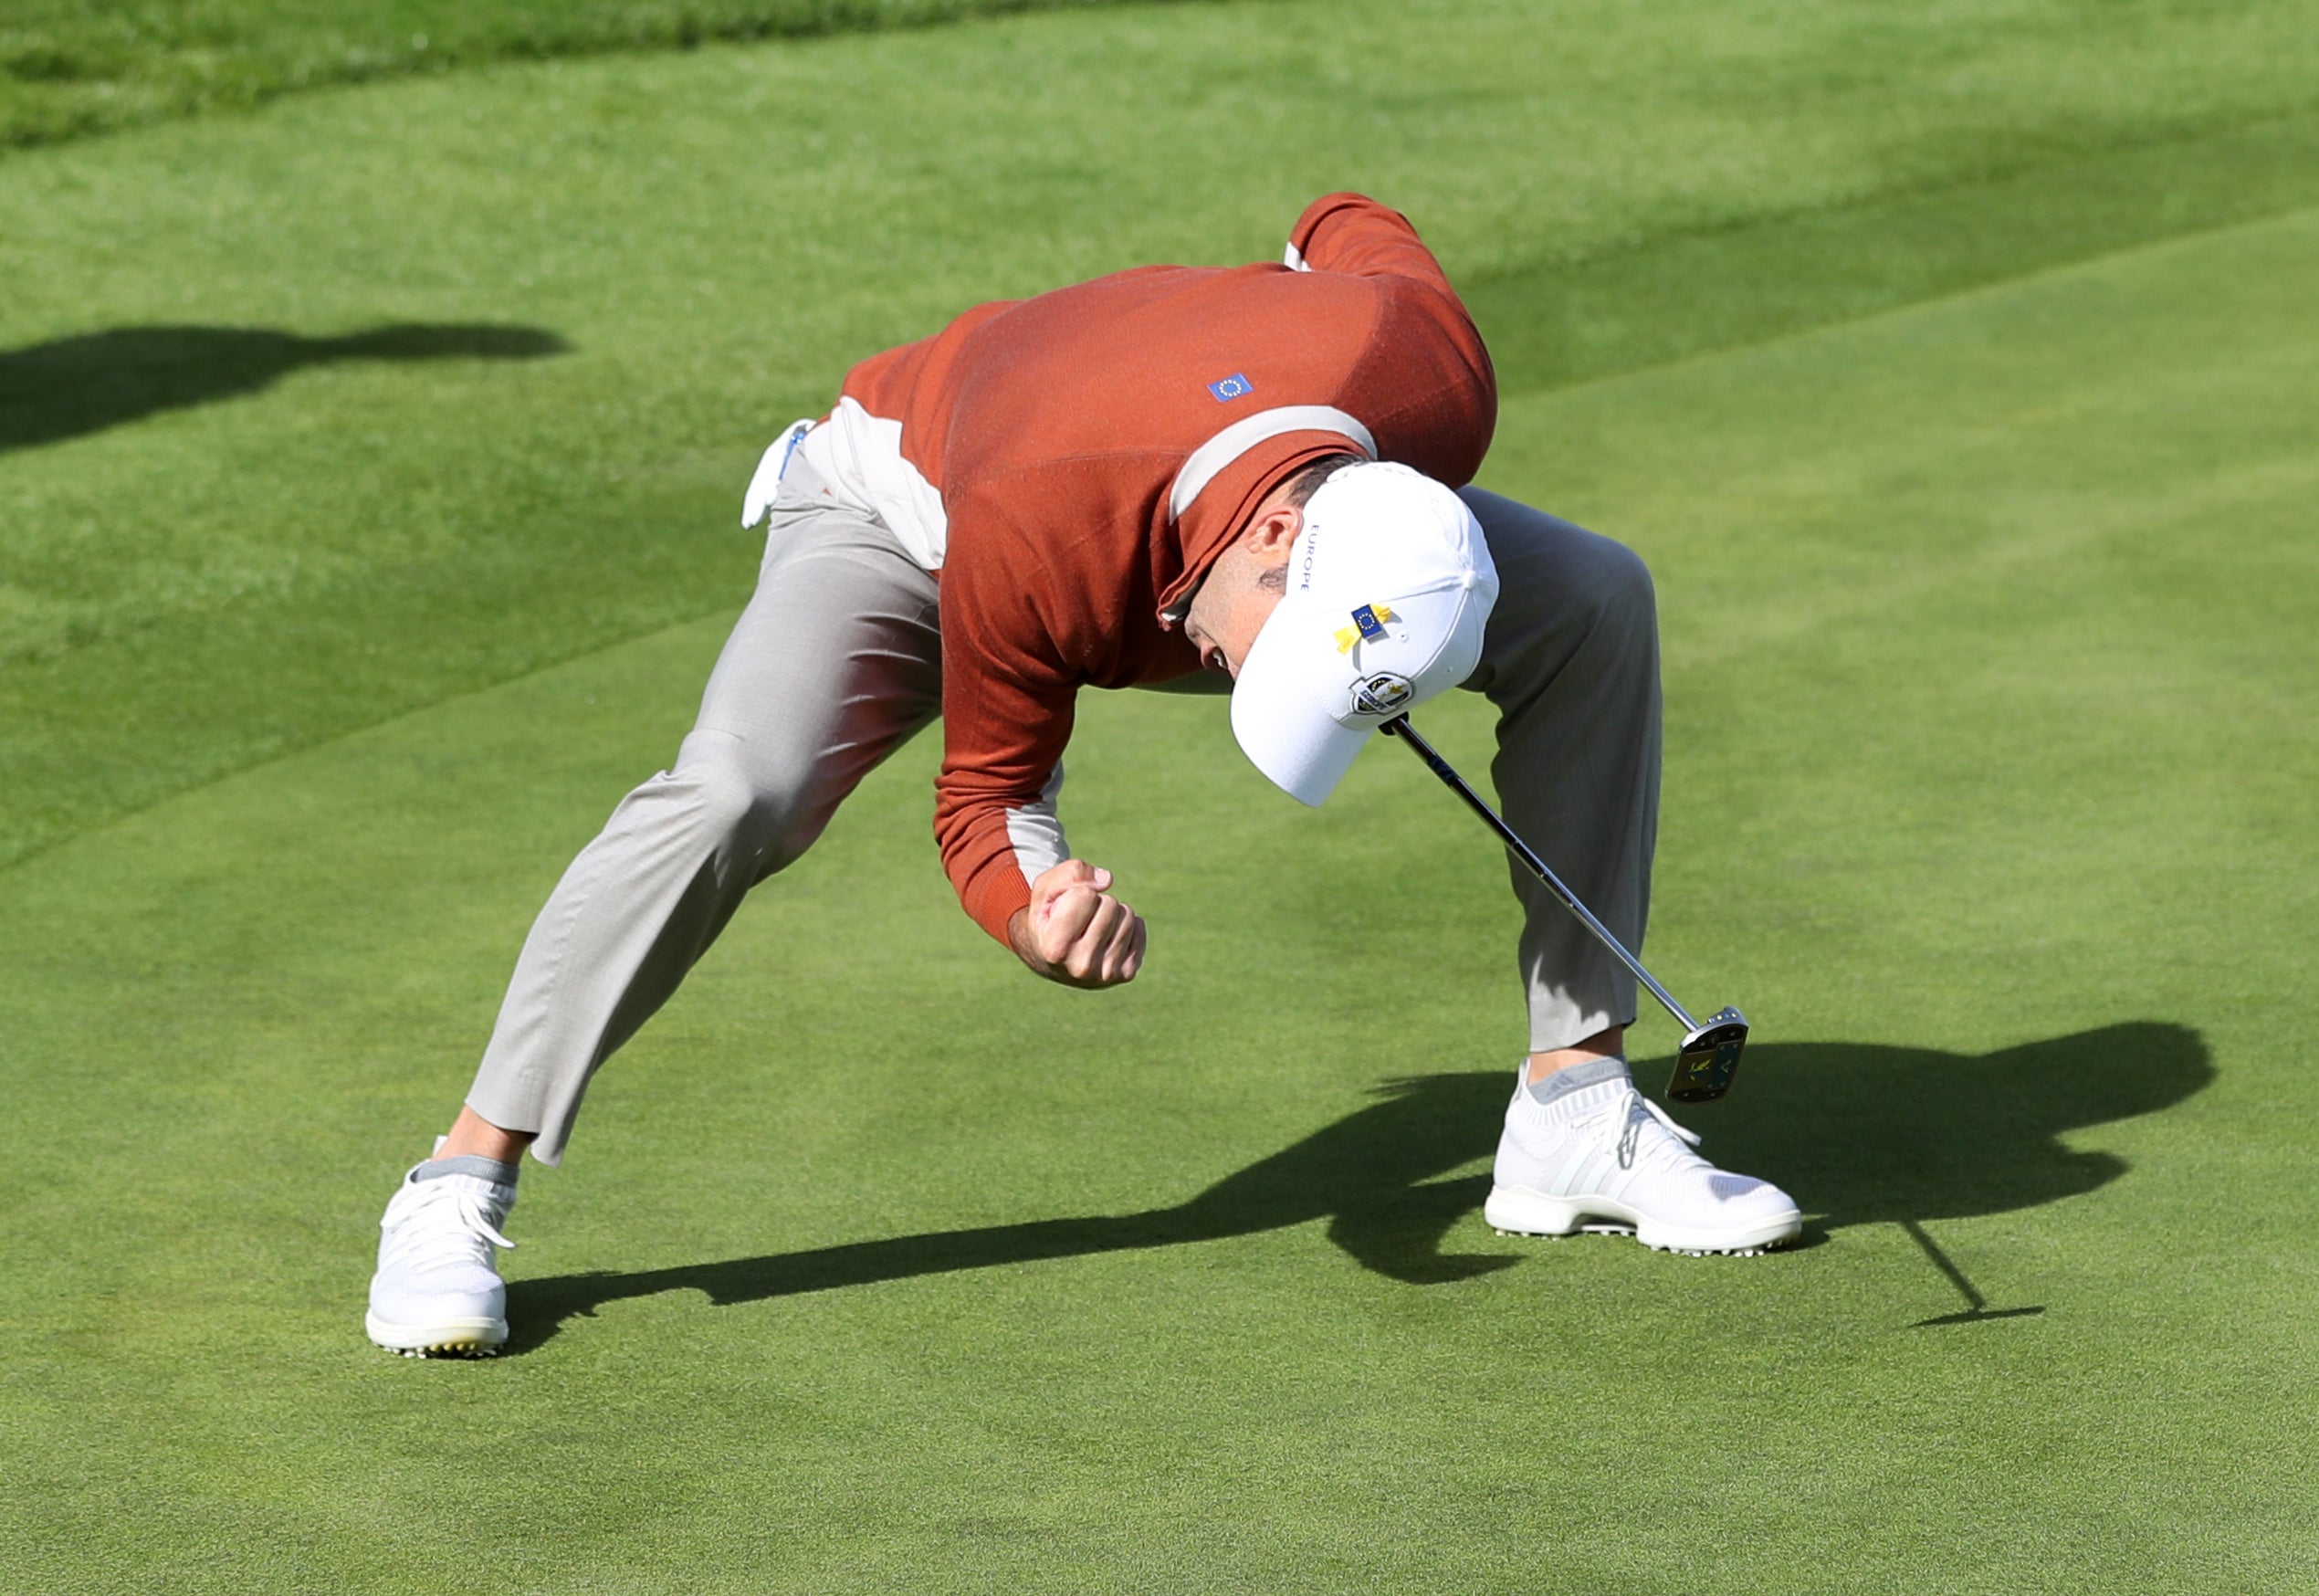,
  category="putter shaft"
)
[1380,714,1699,1034]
